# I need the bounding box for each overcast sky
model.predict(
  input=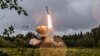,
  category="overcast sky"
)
[0,0,100,35]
